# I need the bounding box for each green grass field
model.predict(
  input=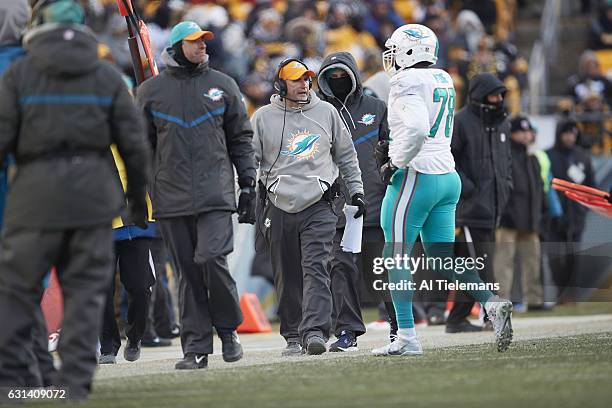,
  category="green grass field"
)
[32,331,612,408]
